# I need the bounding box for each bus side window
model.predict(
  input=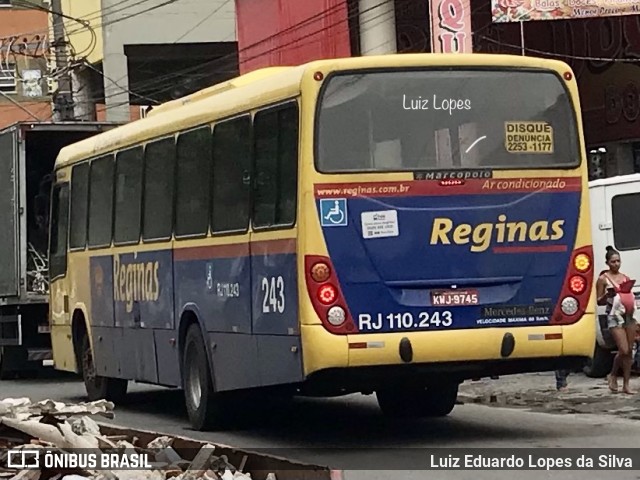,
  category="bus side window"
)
[253,102,299,228]
[212,116,251,233]
[49,183,70,280]
[69,163,89,250]
[143,137,175,242]
[114,146,144,245]
[175,126,212,238]
[87,155,115,248]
